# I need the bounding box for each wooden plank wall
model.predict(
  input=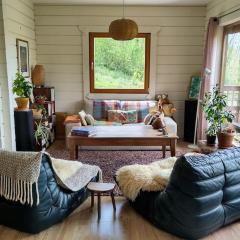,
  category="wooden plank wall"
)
[35,5,206,137]
[207,0,240,18]
[0,0,36,150]
[0,1,6,148]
